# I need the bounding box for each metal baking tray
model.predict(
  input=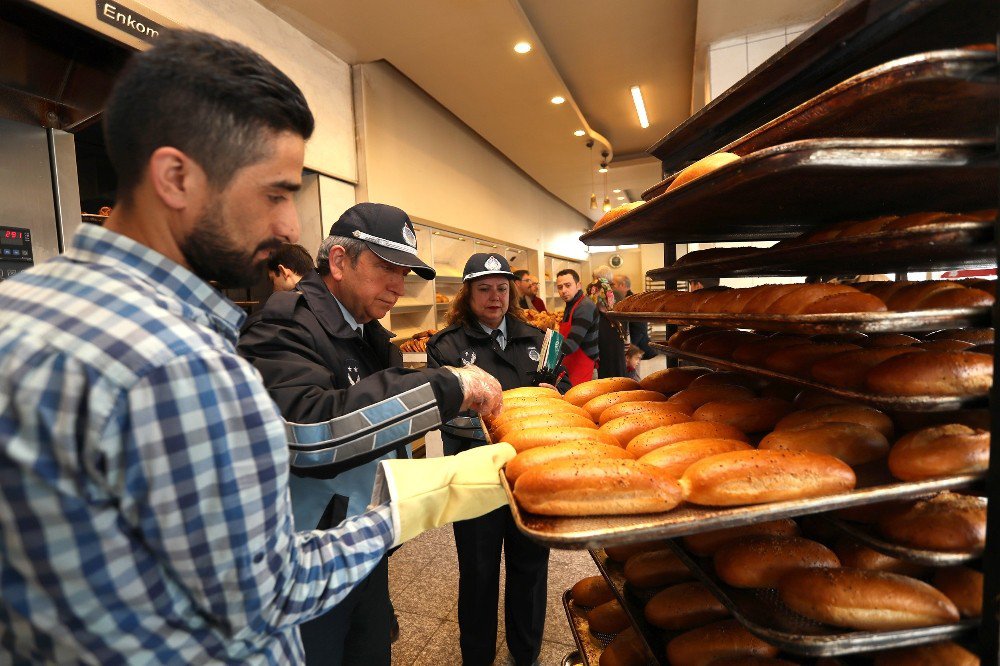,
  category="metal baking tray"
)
[646,219,994,281]
[825,517,984,566]
[643,48,998,200]
[647,342,988,412]
[665,541,979,657]
[501,467,983,551]
[581,139,997,246]
[590,549,668,664]
[562,590,607,666]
